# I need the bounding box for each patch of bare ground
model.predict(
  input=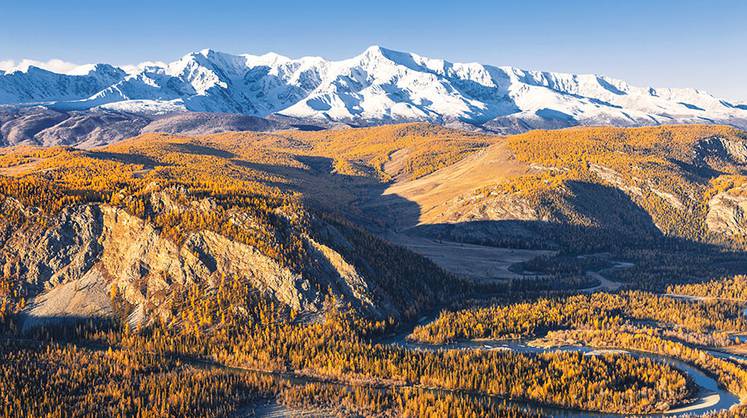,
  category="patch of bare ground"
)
[386,233,554,281]
[0,158,42,176]
[234,400,337,418]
